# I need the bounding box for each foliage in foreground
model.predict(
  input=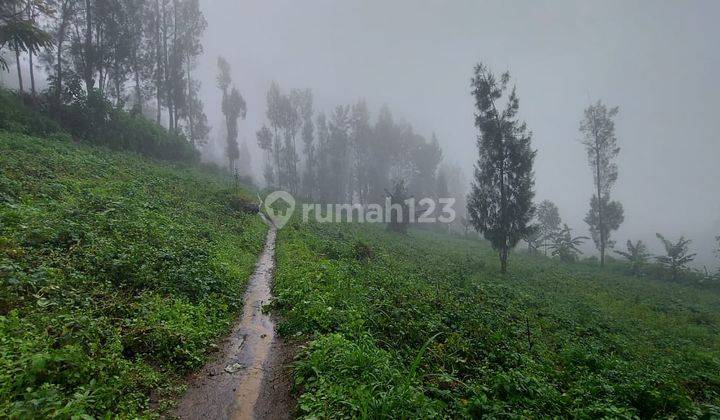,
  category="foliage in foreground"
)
[0,133,266,417]
[273,221,720,418]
